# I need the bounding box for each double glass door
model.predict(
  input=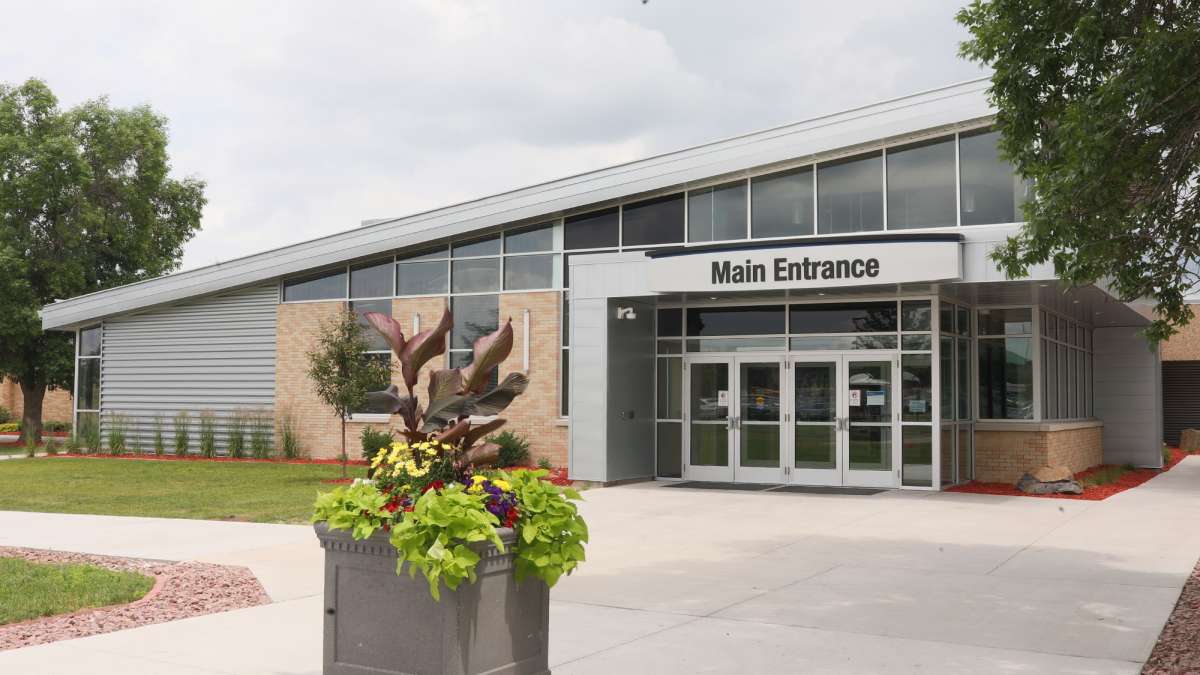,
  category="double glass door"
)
[684,353,898,487]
